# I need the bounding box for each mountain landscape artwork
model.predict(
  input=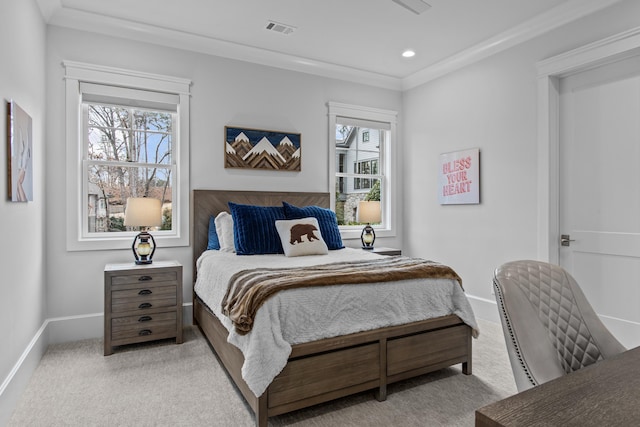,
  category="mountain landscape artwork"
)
[224,126,301,171]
